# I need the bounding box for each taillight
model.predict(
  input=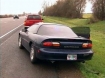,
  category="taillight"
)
[24,21,27,25]
[88,43,92,48]
[43,42,60,47]
[43,42,52,47]
[24,21,25,23]
[82,43,92,48]
[52,42,60,47]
